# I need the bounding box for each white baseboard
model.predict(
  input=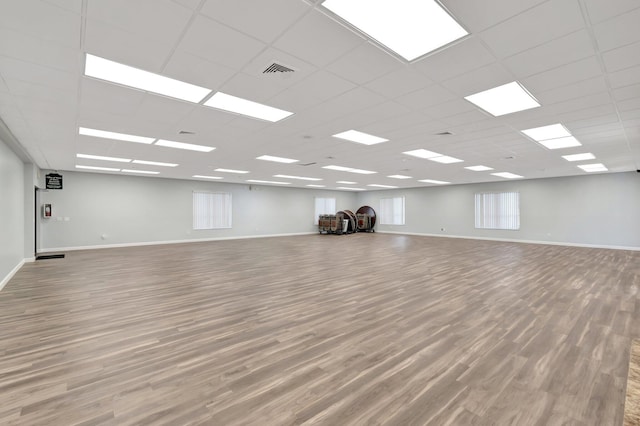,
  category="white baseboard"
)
[376,231,640,252]
[0,259,25,291]
[37,232,317,253]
